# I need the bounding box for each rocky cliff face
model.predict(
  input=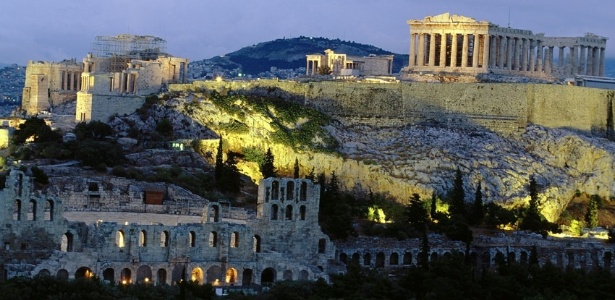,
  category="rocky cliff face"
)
[136,91,615,222]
